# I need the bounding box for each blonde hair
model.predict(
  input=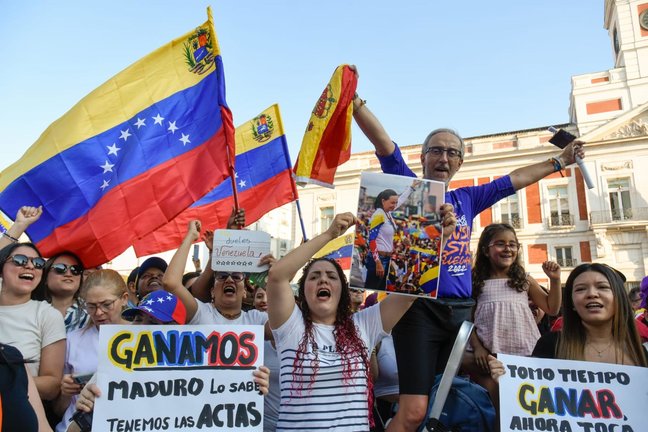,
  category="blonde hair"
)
[81,269,127,299]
